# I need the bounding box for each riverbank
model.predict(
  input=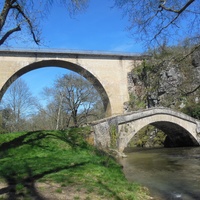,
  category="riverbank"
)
[0,128,153,200]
